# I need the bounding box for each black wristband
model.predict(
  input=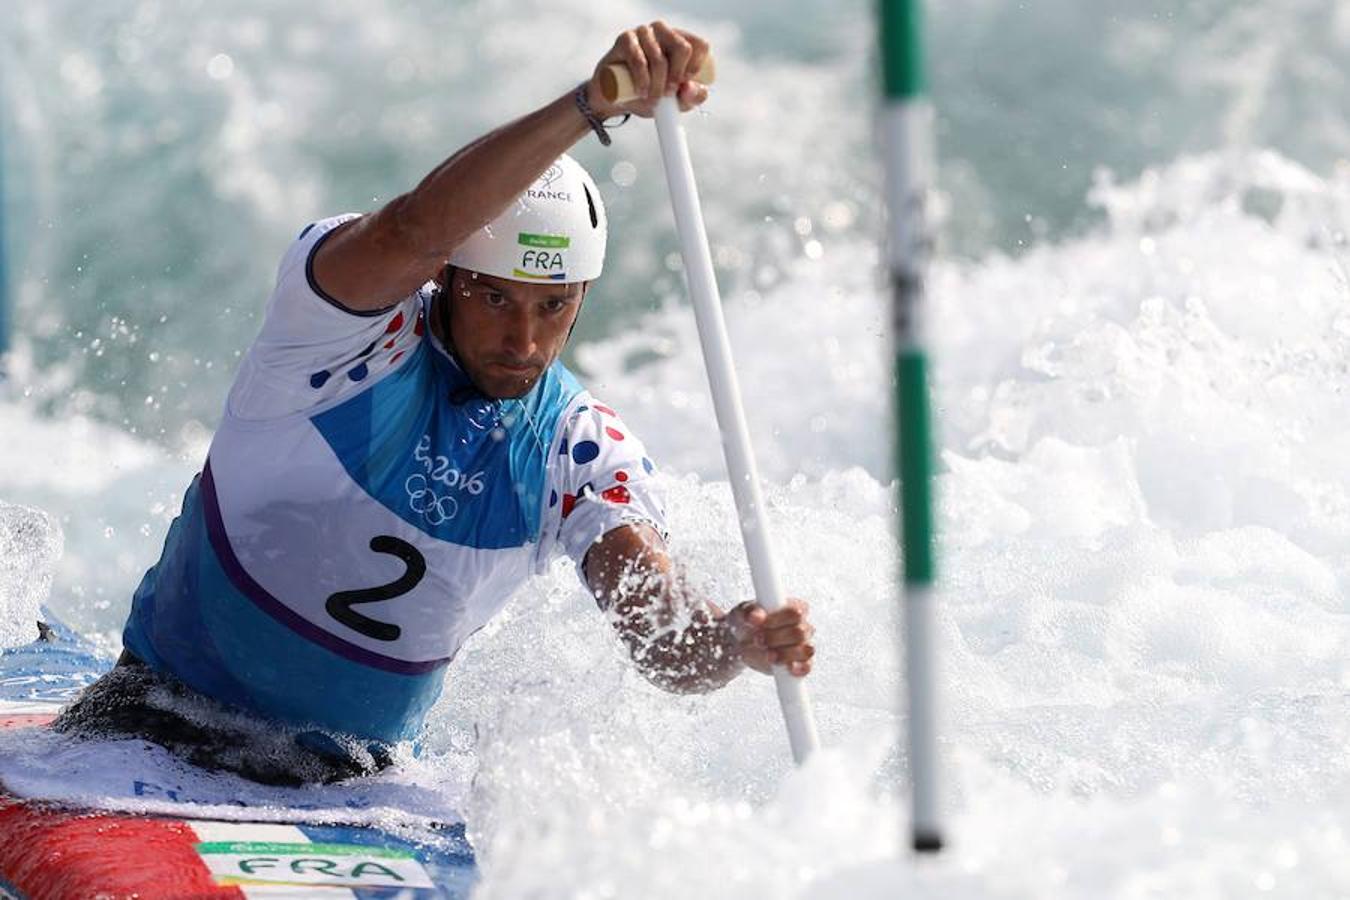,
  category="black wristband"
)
[574,82,630,147]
